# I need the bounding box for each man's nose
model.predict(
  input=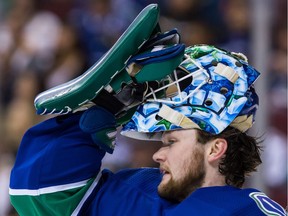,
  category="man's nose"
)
[152,147,166,163]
